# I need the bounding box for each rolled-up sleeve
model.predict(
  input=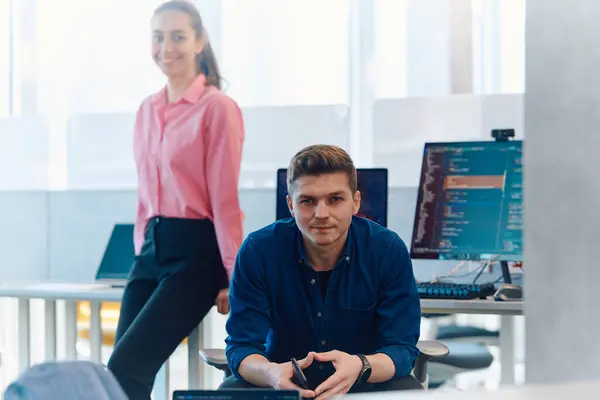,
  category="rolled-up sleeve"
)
[225,236,272,379]
[375,234,421,378]
[204,96,245,280]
